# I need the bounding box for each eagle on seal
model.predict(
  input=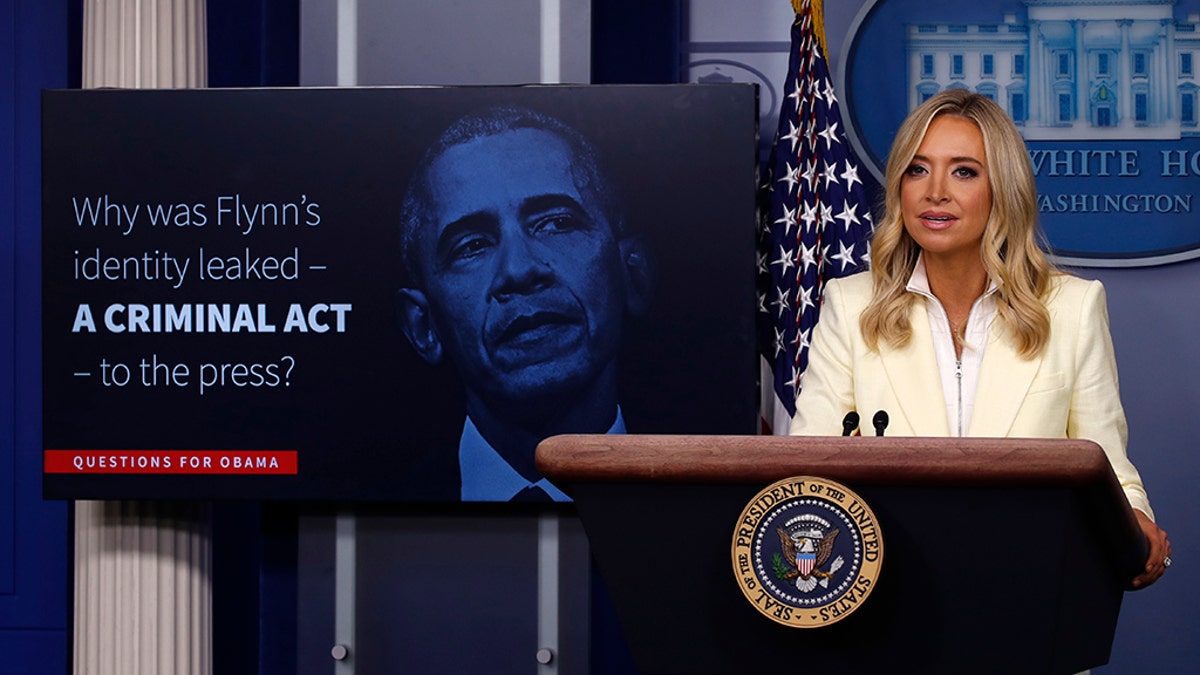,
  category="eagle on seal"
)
[777,526,839,590]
